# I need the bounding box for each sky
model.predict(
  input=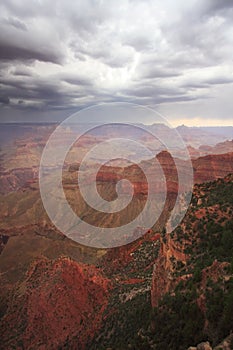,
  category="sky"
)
[0,0,233,126]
